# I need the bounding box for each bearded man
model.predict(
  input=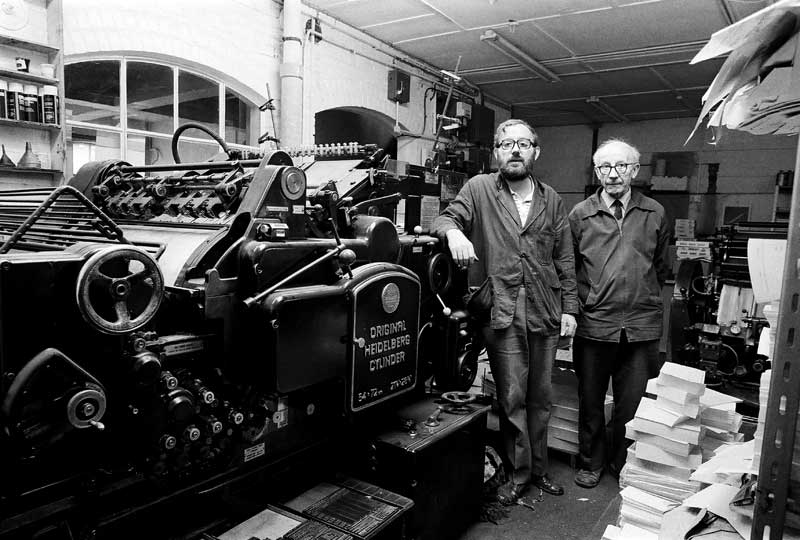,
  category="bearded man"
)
[432,118,578,502]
